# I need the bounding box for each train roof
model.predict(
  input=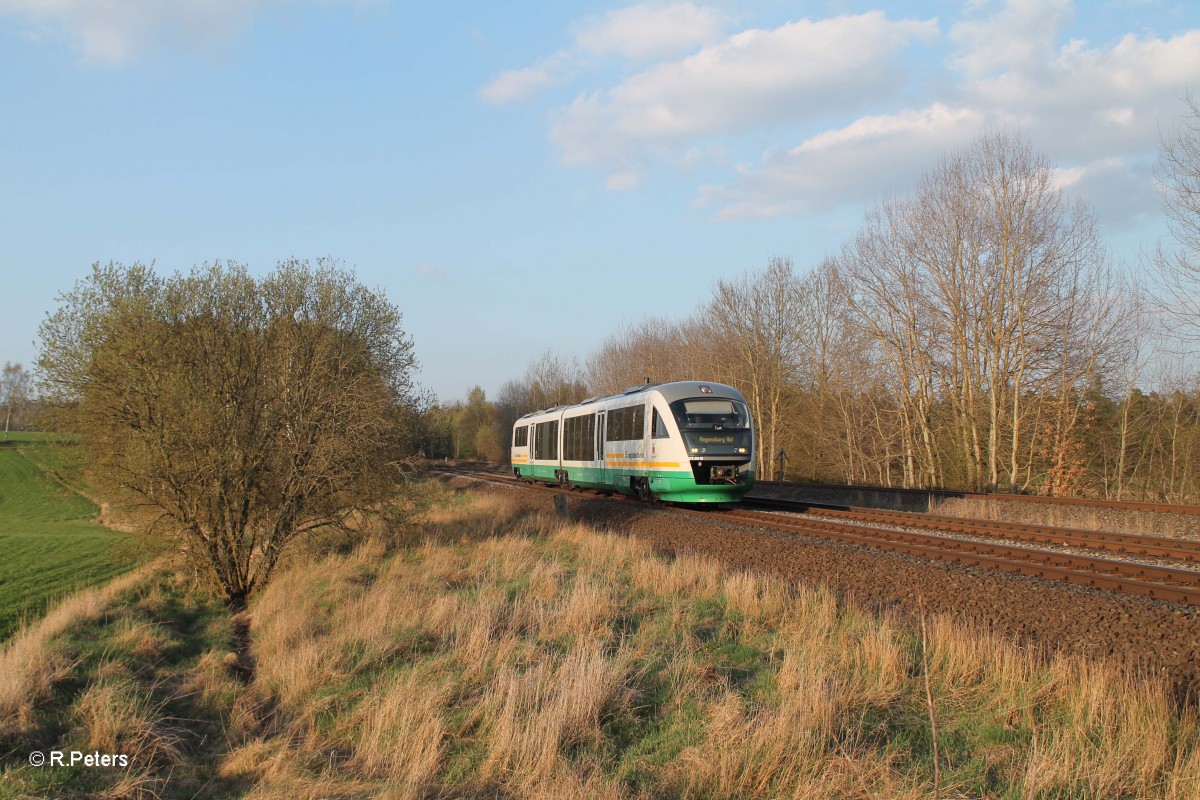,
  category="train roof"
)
[515,381,744,422]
